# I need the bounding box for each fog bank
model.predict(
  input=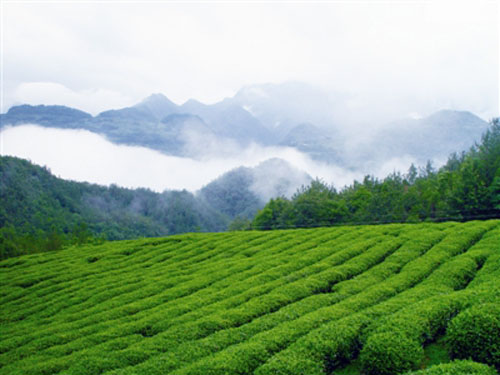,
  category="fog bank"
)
[1,125,378,192]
